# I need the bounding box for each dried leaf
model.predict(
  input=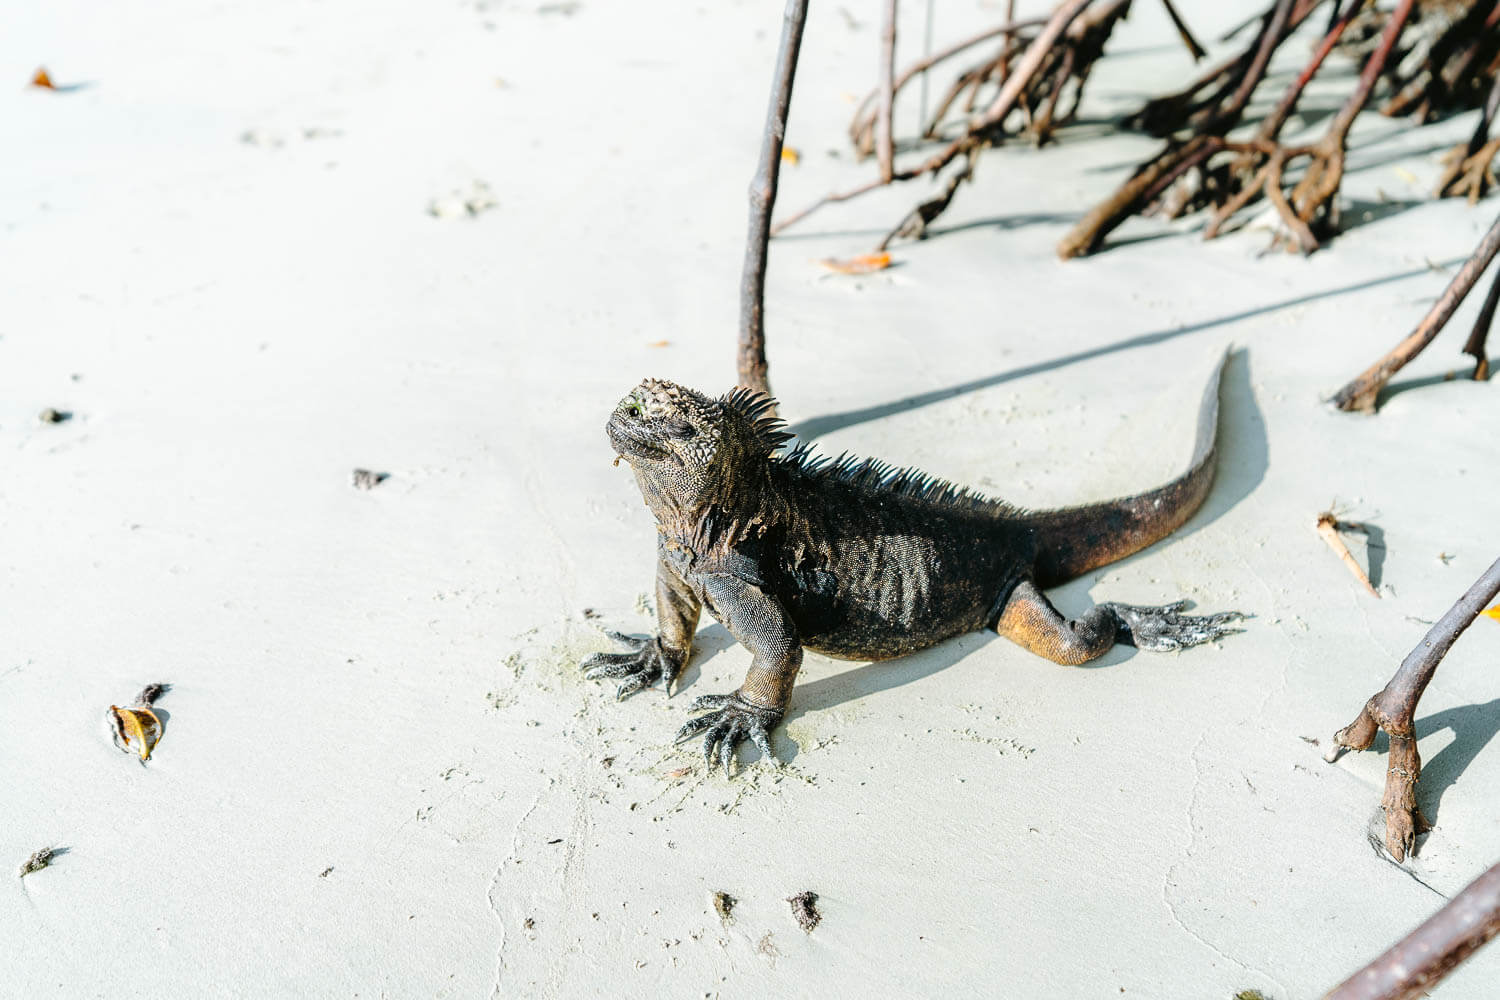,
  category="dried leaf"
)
[781,146,800,166]
[1483,605,1500,621]
[646,340,670,348]
[818,252,892,275]
[109,704,162,761]
[1393,167,1419,186]
[30,67,55,90]
[665,765,692,779]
